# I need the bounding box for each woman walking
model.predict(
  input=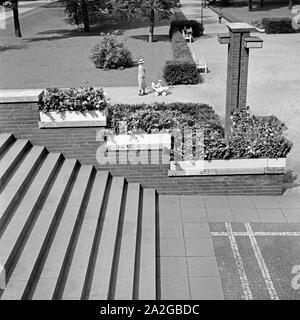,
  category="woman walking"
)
[138,58,146,96]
